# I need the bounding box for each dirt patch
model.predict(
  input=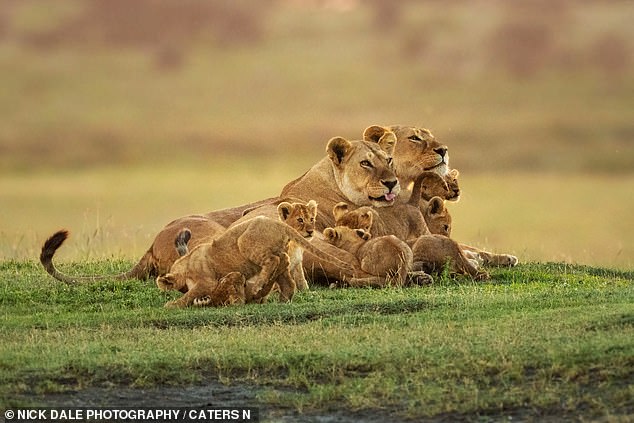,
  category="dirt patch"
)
[14,382,397,423]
